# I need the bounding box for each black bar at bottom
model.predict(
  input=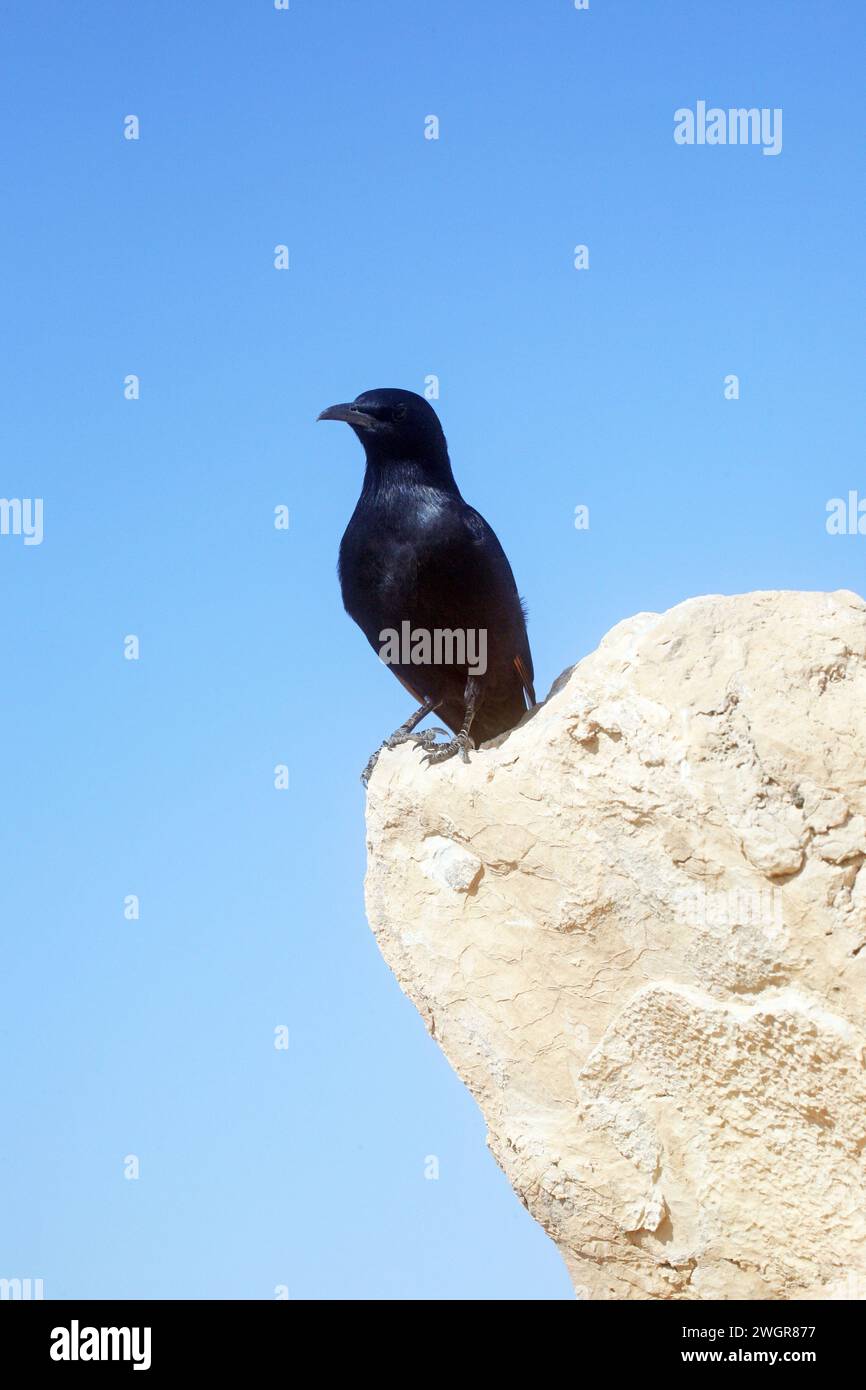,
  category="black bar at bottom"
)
[1,1297,858,1374]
